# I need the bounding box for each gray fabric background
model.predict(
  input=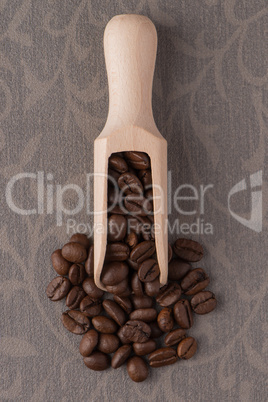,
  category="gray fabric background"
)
[0,0,267,401]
